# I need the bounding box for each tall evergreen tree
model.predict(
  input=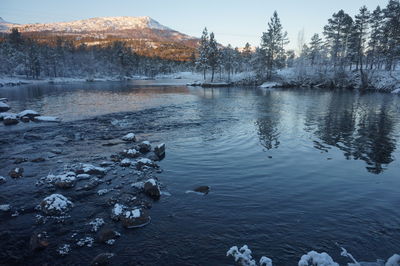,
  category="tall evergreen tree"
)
[383,0,400,70]
[260,11,289,79]
[368,6,385,69]
[352,6,370,71]
[197,27,210,80]
[323,10,354,68]
[309,33,323,66]
[208,32,219,82]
